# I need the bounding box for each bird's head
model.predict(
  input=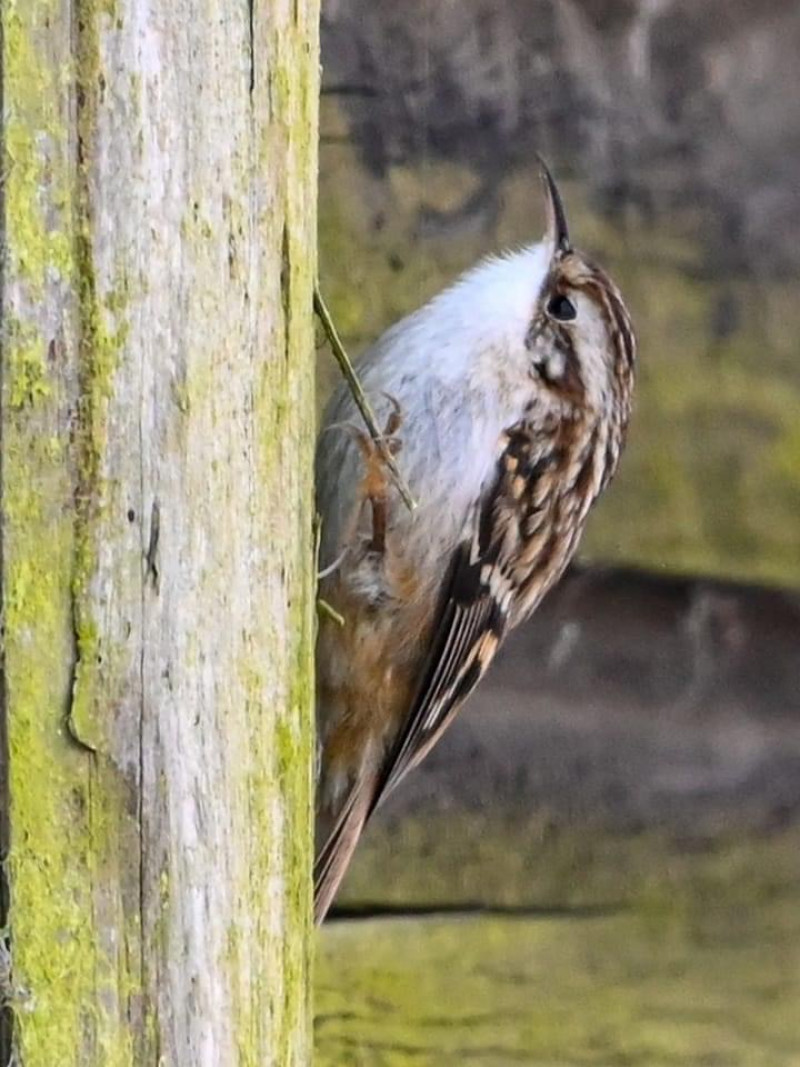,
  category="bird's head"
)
[525,159,636,422]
